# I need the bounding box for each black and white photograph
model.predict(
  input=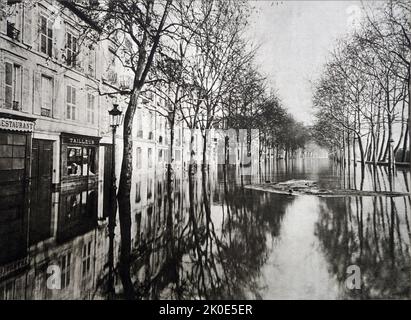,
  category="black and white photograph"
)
[0,0,410,304]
